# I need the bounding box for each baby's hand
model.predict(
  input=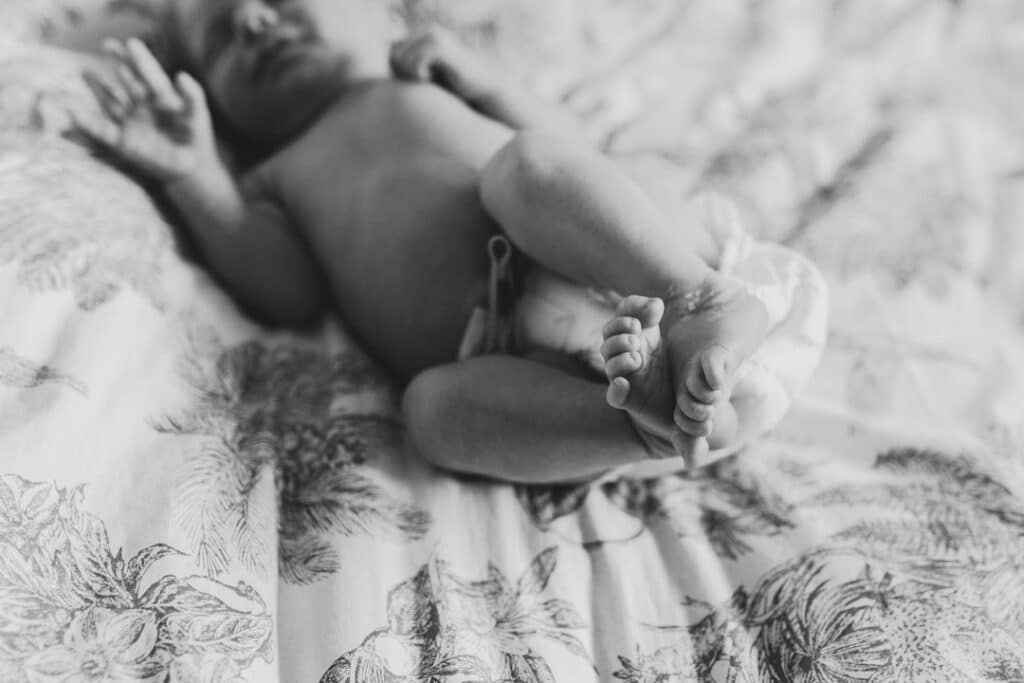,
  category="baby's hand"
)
[72,38,218,185]
[390,28,497,105]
